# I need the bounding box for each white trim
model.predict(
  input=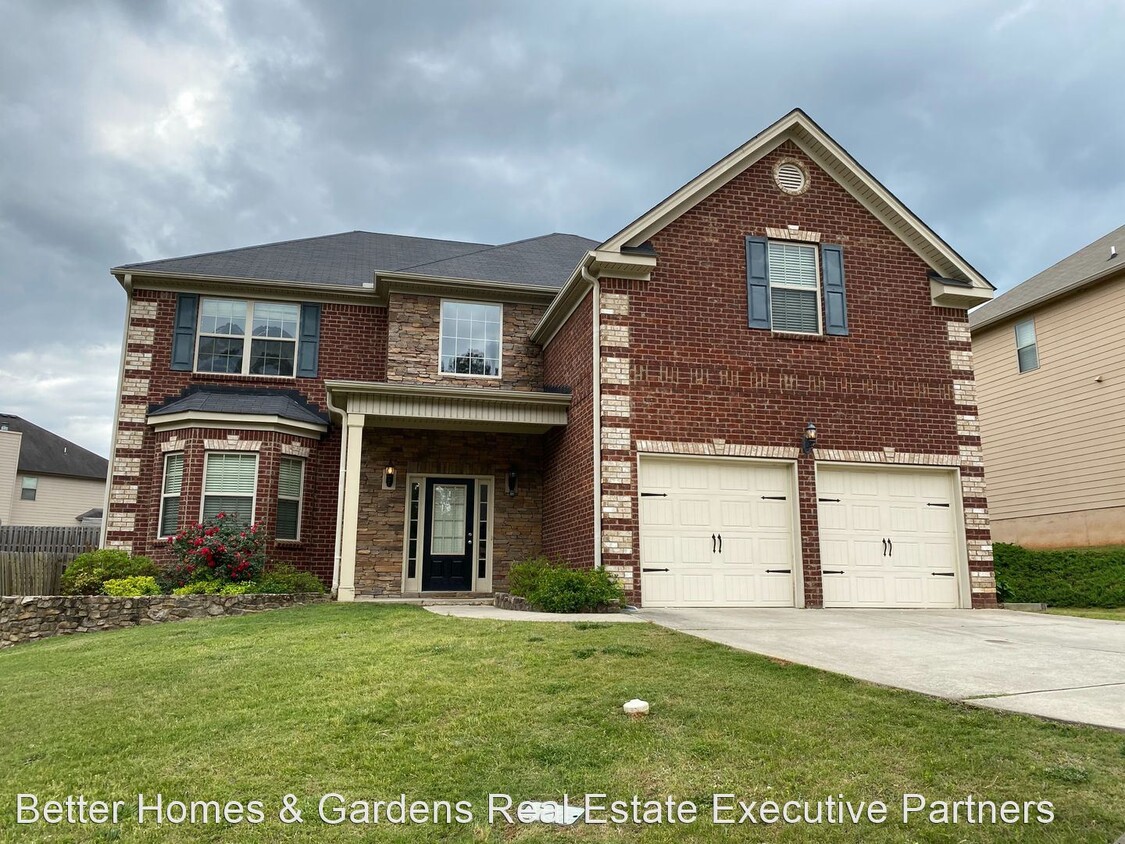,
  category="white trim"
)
[438,299,503,380]
[276,456,305,542]
[767,239,823,335]
[157,451,184,539]
[194,296,300,379]
[591,272,602,569]
[199,450,259,525]
[147,411,327,438]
